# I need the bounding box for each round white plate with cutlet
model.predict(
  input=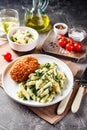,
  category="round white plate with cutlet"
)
[2,54,73,107]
